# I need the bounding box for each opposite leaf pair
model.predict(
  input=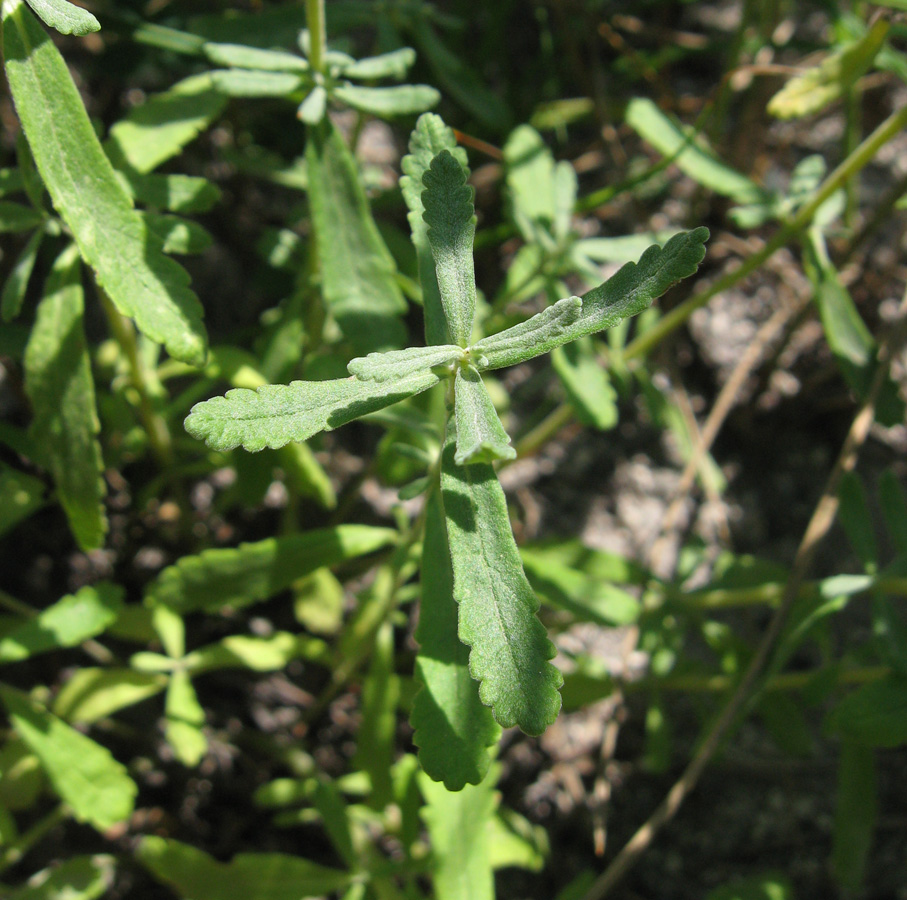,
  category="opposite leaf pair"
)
[186,113,709,787]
